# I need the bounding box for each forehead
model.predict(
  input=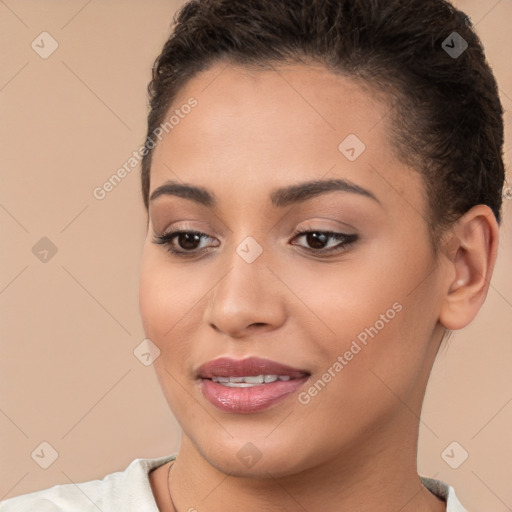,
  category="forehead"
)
[150,61,423,213]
